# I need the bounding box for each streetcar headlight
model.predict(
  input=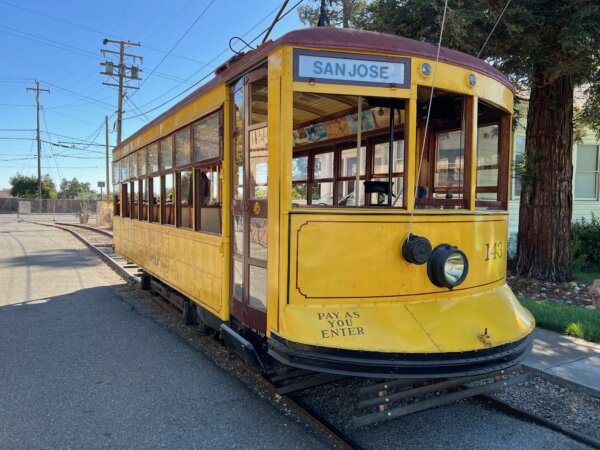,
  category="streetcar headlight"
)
[427,245,469,289]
